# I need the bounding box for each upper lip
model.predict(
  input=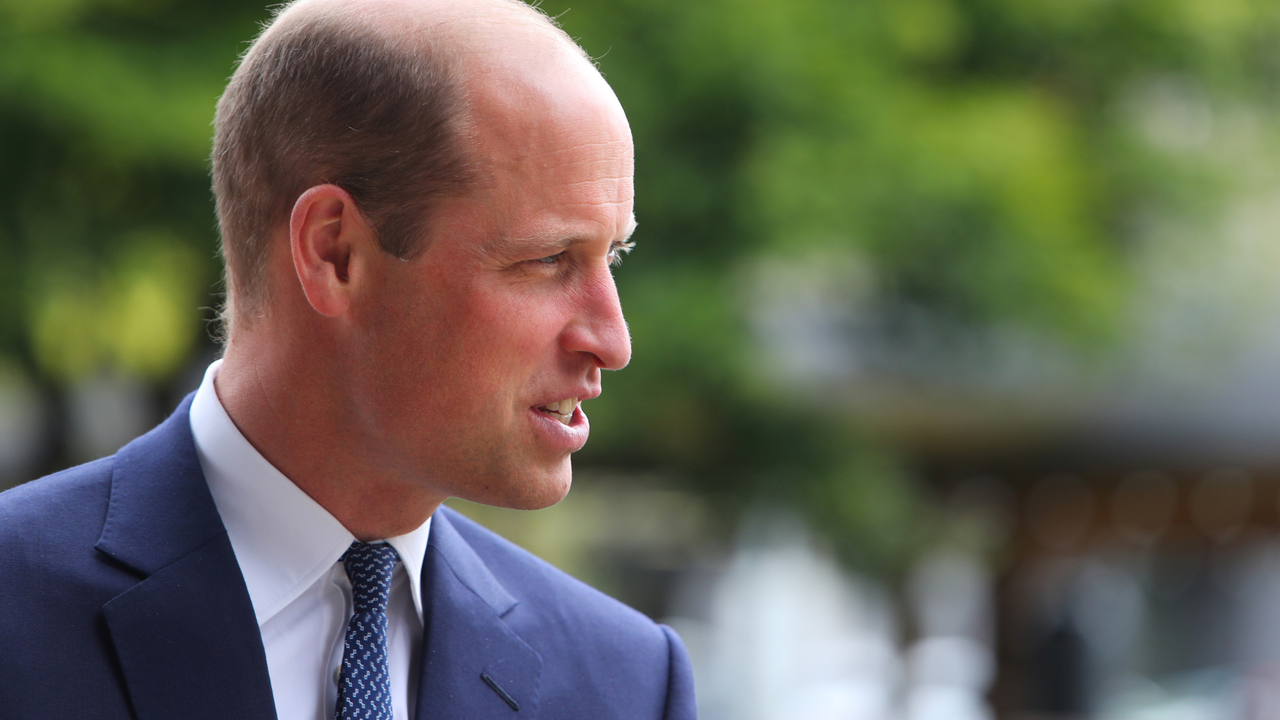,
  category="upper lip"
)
[534,387,599,408]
